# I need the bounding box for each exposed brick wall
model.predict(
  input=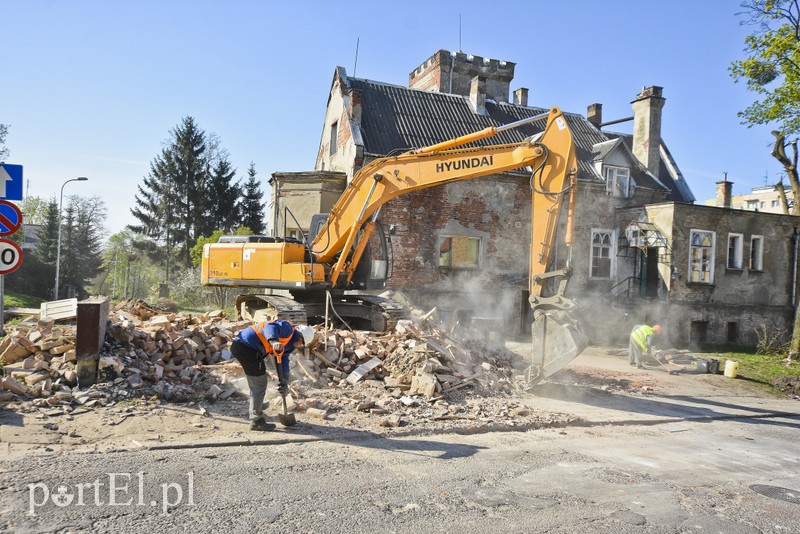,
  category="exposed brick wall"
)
[380,174,532,290]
